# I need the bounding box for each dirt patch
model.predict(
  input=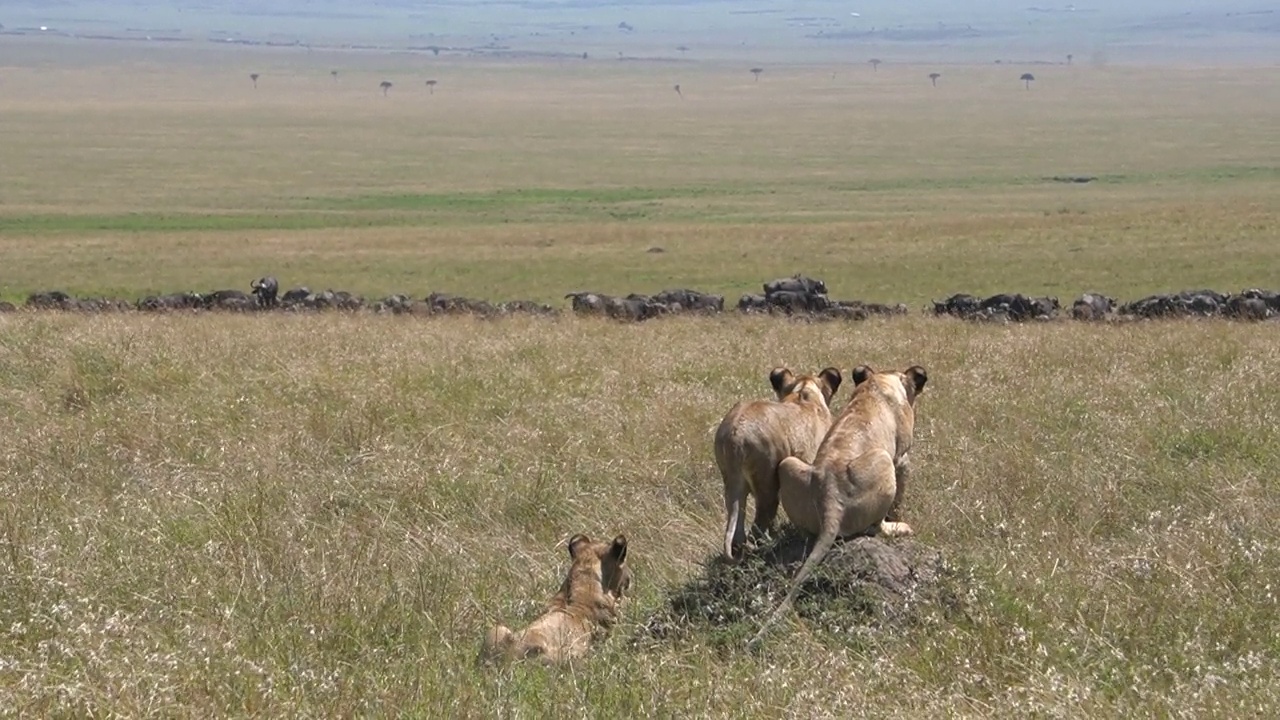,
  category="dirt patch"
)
[638,525,964,651]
